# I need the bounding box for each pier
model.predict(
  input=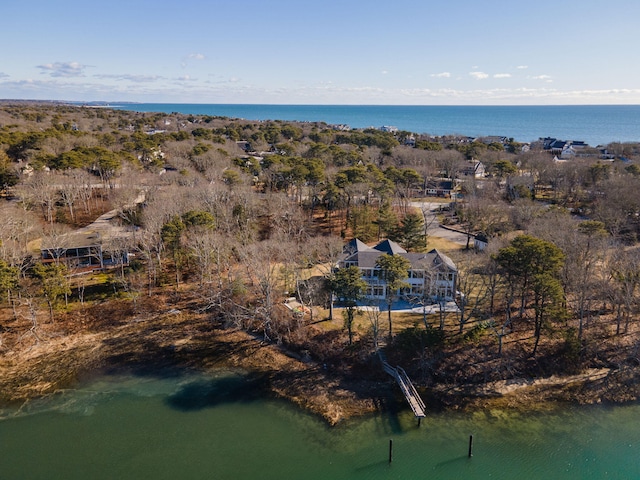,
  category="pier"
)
[381,359,426,420]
